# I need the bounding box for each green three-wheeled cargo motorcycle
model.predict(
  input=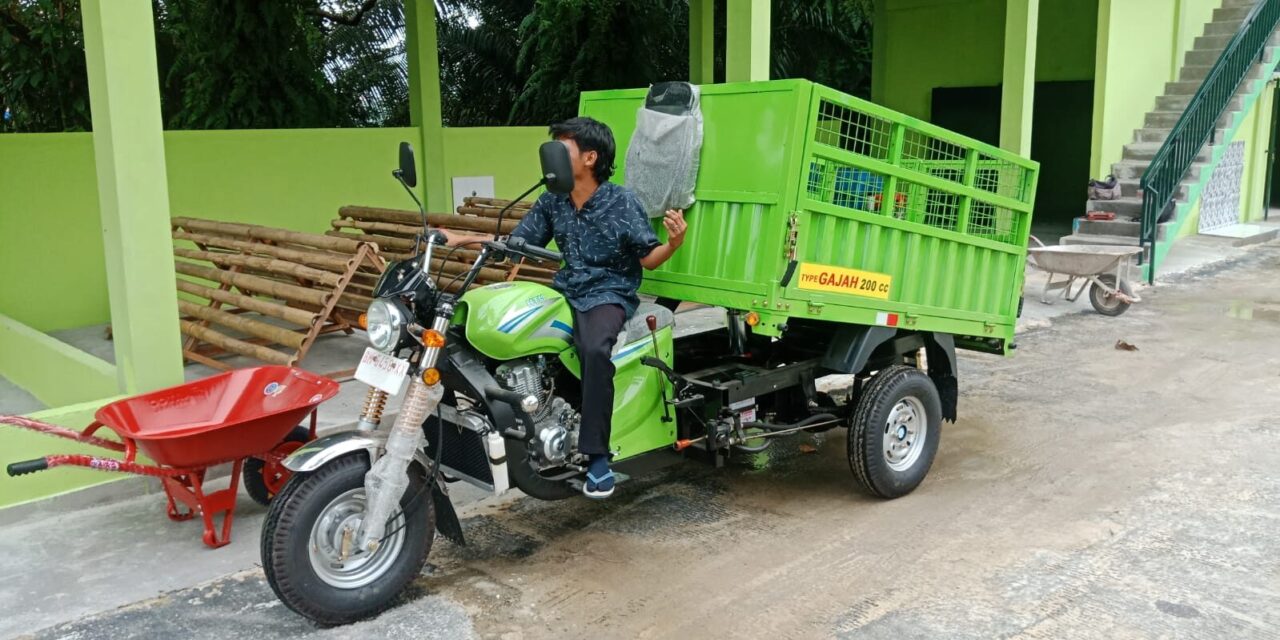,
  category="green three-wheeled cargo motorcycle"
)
[260,79,1039,624]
